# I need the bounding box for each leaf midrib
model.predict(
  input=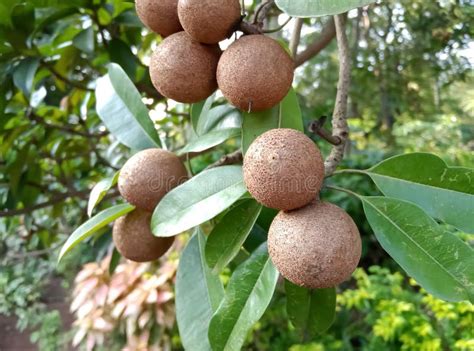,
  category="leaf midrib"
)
[368,173,474,197]
[198,234,221,315]
[223,257,274,350]
[364,199,466,292]
[158,180,245,224]
[107,76,160,147]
